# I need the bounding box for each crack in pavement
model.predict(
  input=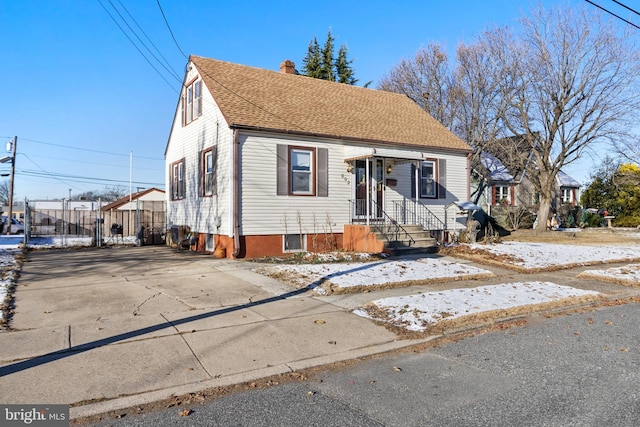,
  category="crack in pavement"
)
[160,313,214,379]
[132,293,163,316]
